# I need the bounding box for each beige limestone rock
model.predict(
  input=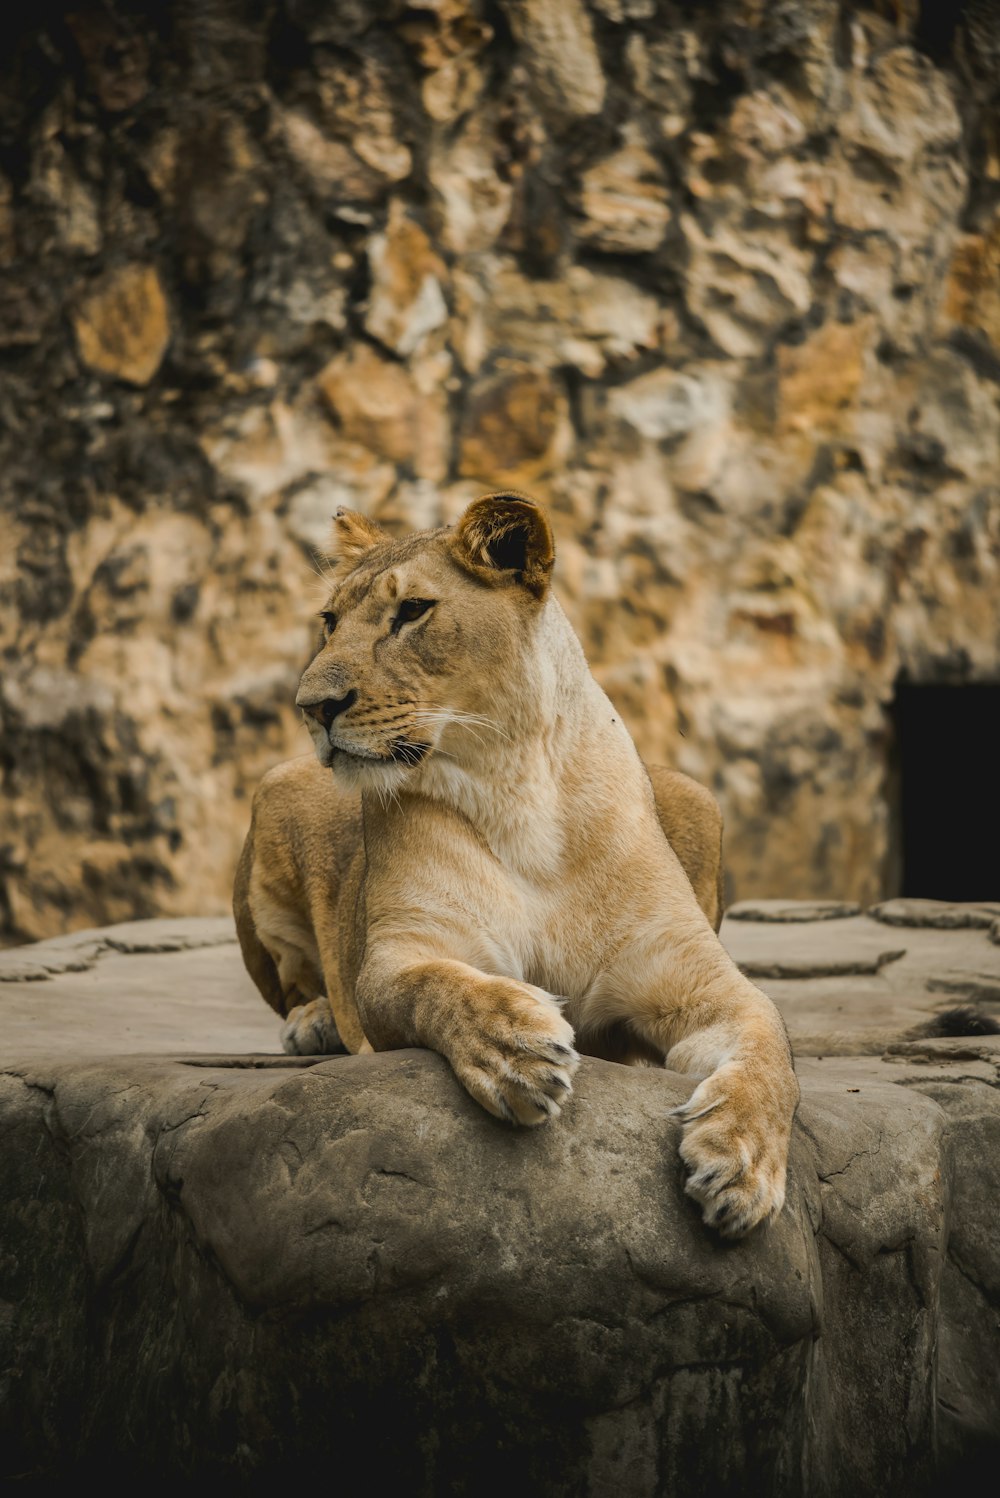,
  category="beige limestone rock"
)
[839,47,961,163]
[602,364,733,496]
[728,87,807,160]
[575,141,671,254]
[402,0,493,124]
[592,0,655,19]
[280,111,384,204]
[681,216,812,357]
[322,53,413,184]
[200,399,345,506]
[609,364,730,445]
[453,260,662,377]
[318,344,451,482]
[458,368,570,487]
[505,0,605,119]
[776,319,872,437]
[73,265,170,385]
[32,130,101,256]
[366,203,449,356]
[626,32,694,139]
[283,456,398,551]
[906,350,1000,481]
[428,111,514,254]
[940,217,1000,348]
[3,1,999,940]
[279,54,412,205]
